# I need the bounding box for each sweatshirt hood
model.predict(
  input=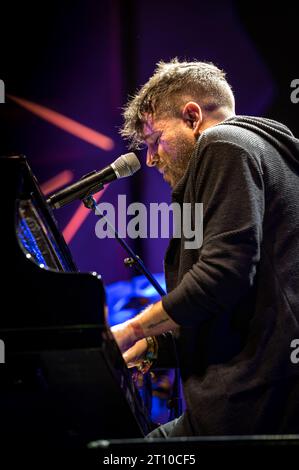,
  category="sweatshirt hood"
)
[217,115,299,168]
